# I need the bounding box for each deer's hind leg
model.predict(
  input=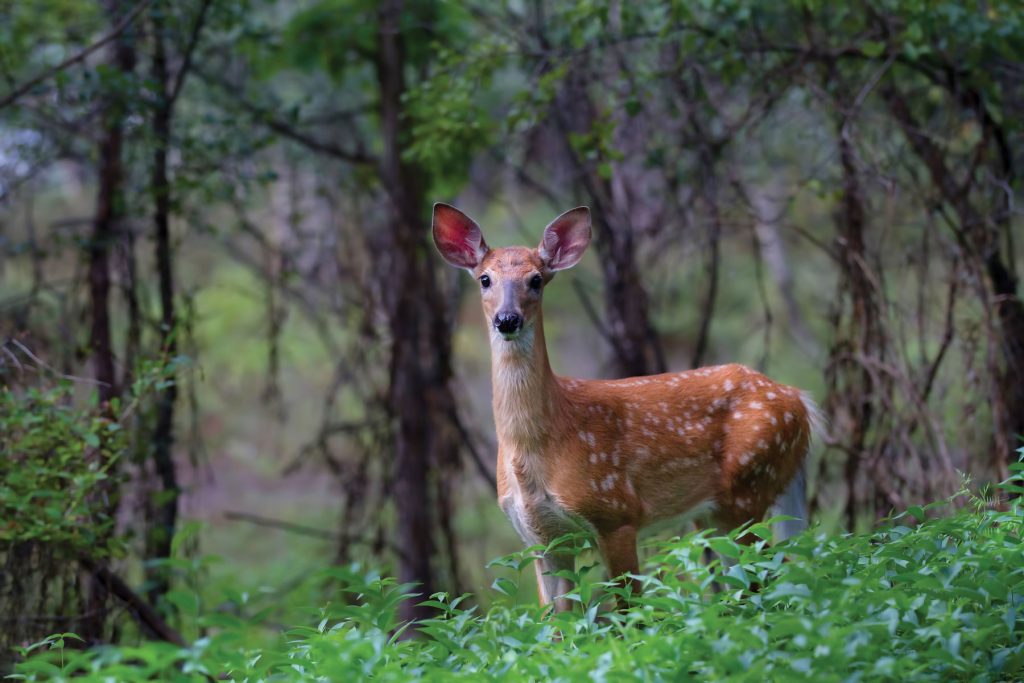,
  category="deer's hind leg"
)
[596,525,640,610]
[534,551,575,614]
